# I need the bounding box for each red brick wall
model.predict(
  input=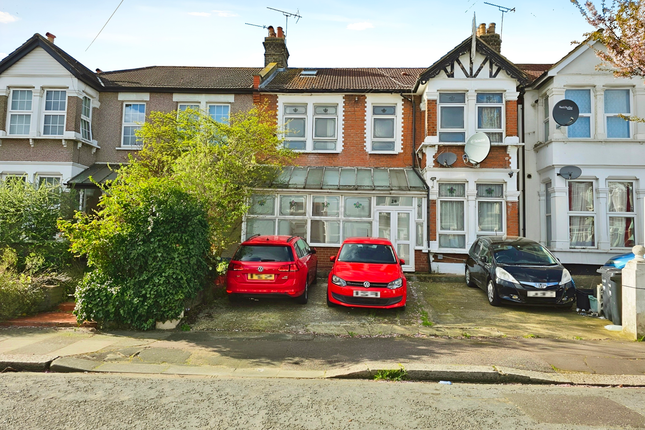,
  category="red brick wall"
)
[254,94,278,128]
[434,253,468,264]
[505,100,518,137]
[415,250,430,272]
[506,201,519,236]
[429,200,437,242]
[426,99,437,137]
[433,145,510,168]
